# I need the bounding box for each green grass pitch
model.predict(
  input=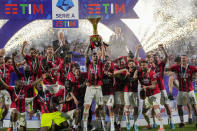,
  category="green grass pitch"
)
[1,123,197,131]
